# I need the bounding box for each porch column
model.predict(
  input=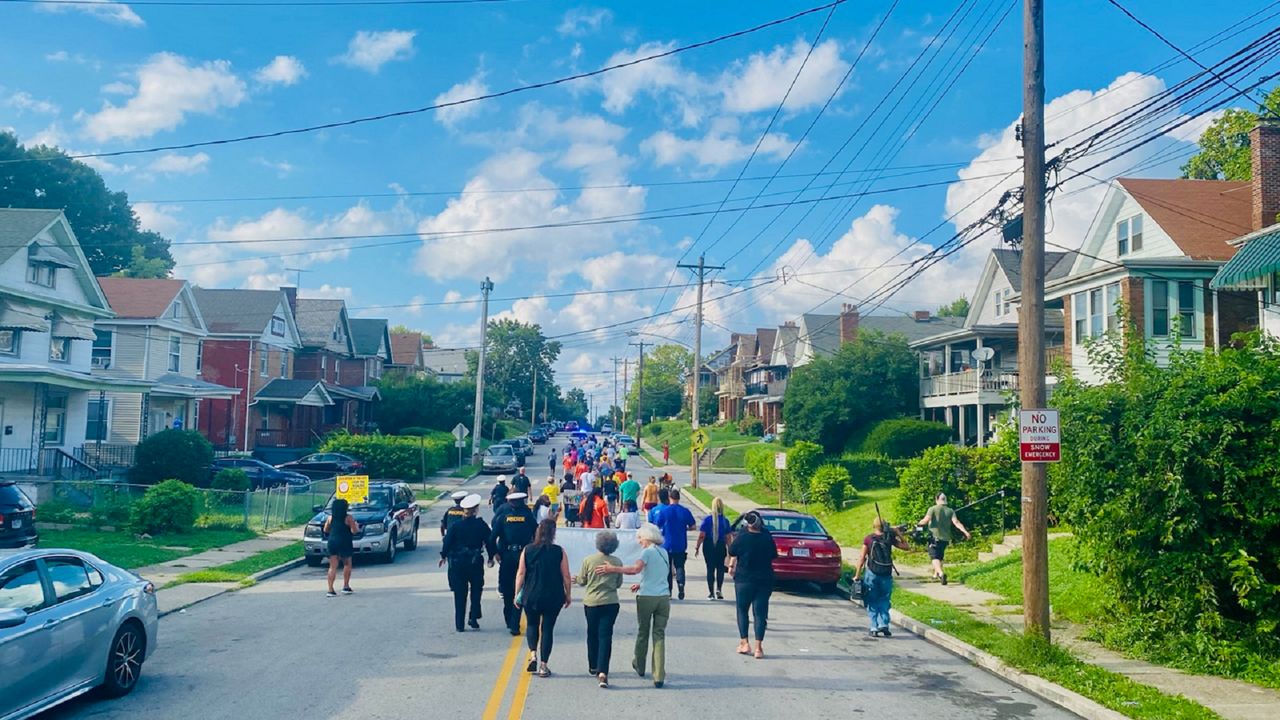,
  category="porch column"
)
[958,404,967,446]
[96,390,106,450]
[139,393,150,437]
[977,402,987,447]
